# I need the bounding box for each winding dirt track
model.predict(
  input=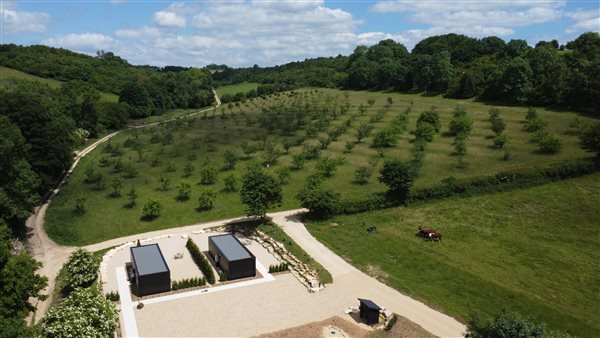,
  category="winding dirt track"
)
[26,95,220,321]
